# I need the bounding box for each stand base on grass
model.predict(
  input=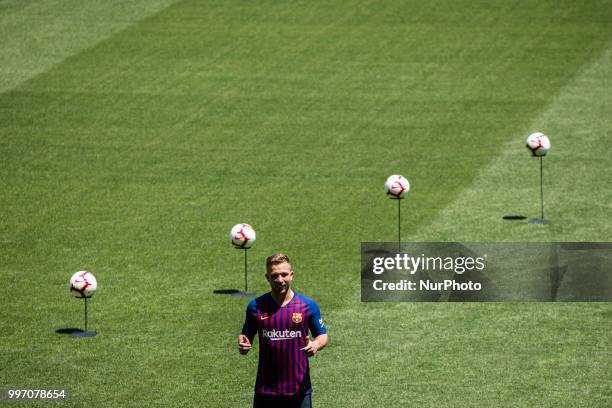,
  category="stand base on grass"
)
[231,291,256,297]
[529,218,550,225]
[70,330,97,337]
